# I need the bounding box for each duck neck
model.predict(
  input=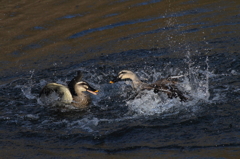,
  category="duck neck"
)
[131,74,144,89]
